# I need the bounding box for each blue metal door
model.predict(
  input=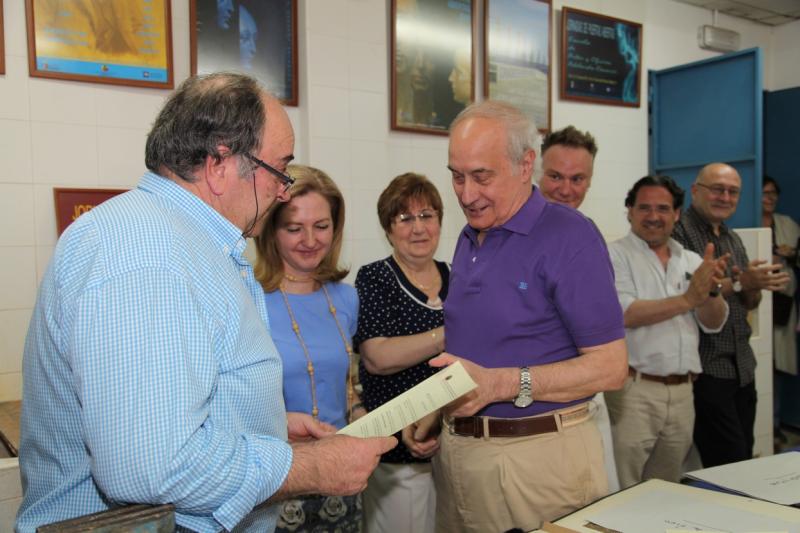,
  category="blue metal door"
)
[649,48,762,228]
[765,86,800,429]
[765,87,800,224]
